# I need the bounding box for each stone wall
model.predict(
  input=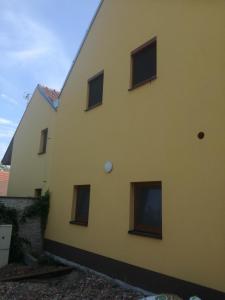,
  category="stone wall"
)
[0,197,42,254]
